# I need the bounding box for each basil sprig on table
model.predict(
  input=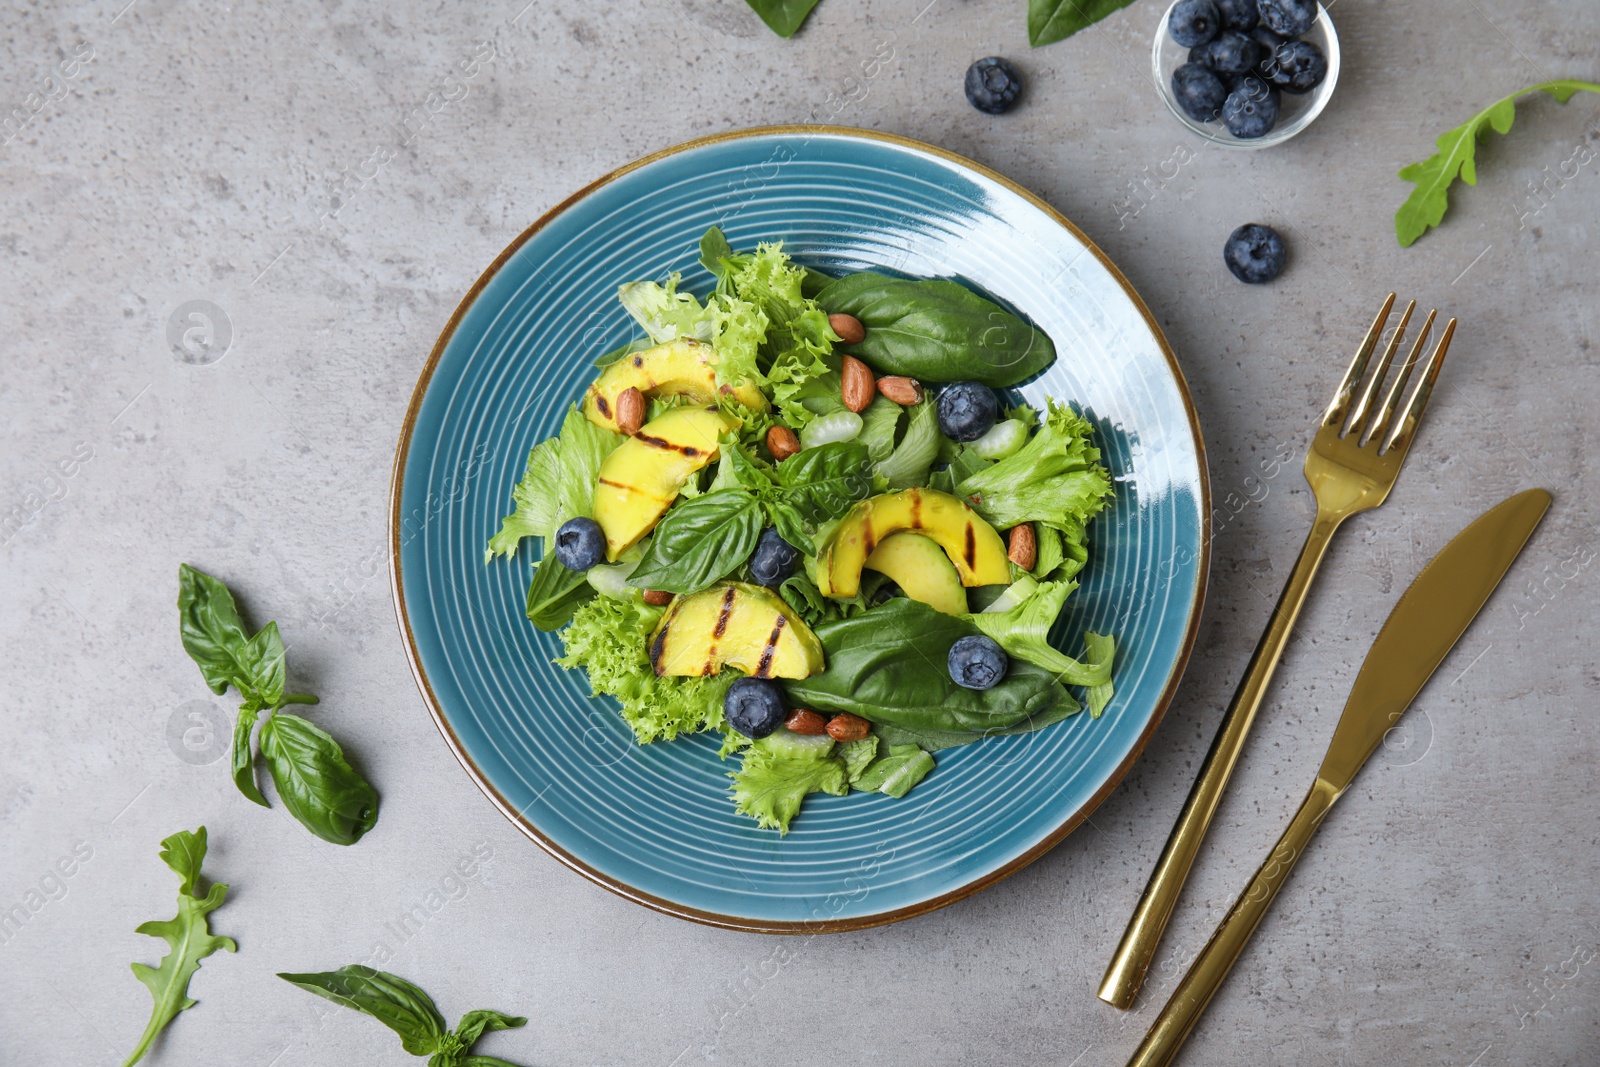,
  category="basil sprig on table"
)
[786,598,1070,734]
[627,441,873,595]
[815,272,1056,387]
[123,828,235,1067]
[178,564,378,845]
[278,966,529,1066]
